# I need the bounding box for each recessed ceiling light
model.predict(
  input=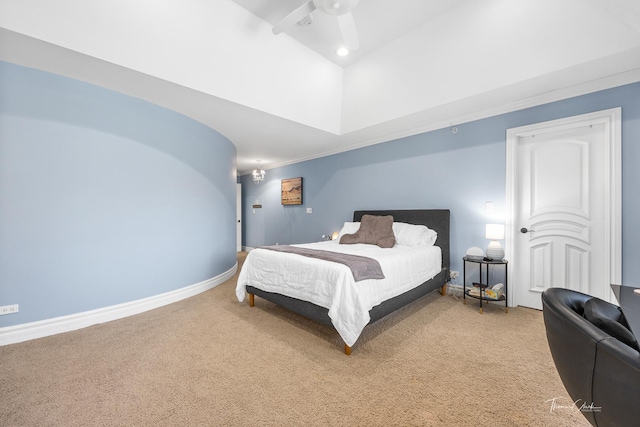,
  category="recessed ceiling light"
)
[335,47,349,57]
